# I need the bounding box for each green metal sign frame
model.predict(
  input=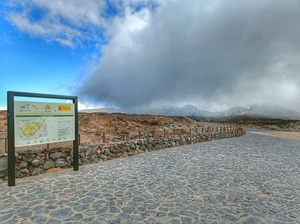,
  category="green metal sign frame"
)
[7,91,79,187]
